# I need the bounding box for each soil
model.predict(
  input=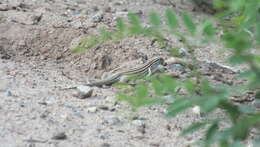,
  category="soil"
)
[0,0,254,147]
